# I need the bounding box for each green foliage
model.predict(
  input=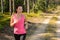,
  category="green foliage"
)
[0,0,58,13]
[0,12,43,30]
[23,12,43,18]
[3,0,9,12]
[30,0,57,13]
[0,13,10,30]
[0,24,3,29]
[0,0,1,11]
